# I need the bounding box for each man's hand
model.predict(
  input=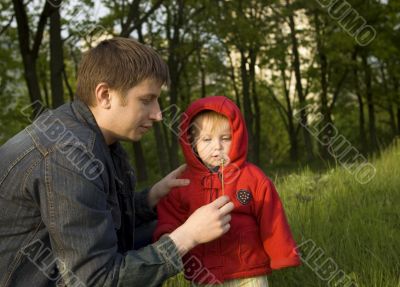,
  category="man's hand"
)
[168,195,234,256]
[148,164,190,208]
